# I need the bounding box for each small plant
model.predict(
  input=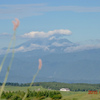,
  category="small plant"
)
[0,19,43,100]
[22,59,42,100]
[12,95,22,100]
[0,18,20,99]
